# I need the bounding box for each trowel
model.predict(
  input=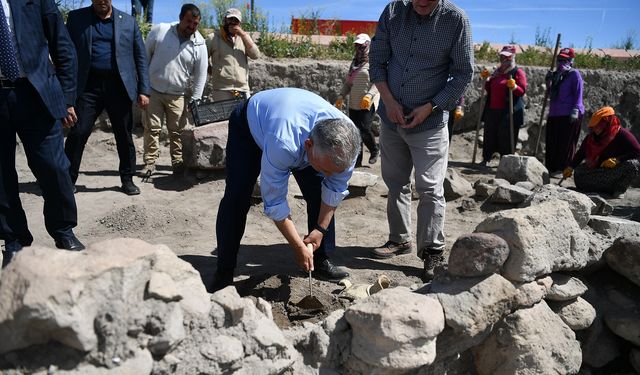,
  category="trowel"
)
[294,244,324,310]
